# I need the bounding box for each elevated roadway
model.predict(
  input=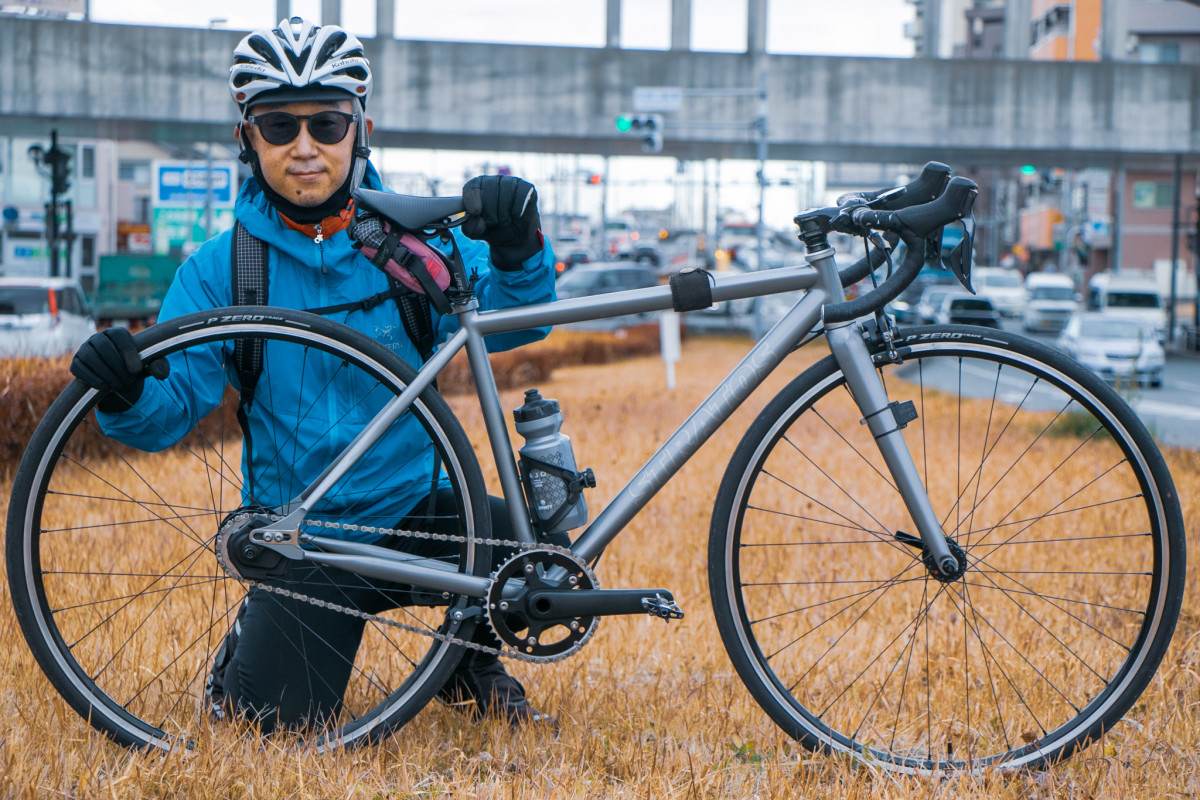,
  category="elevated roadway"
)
[2,18,1199,169]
